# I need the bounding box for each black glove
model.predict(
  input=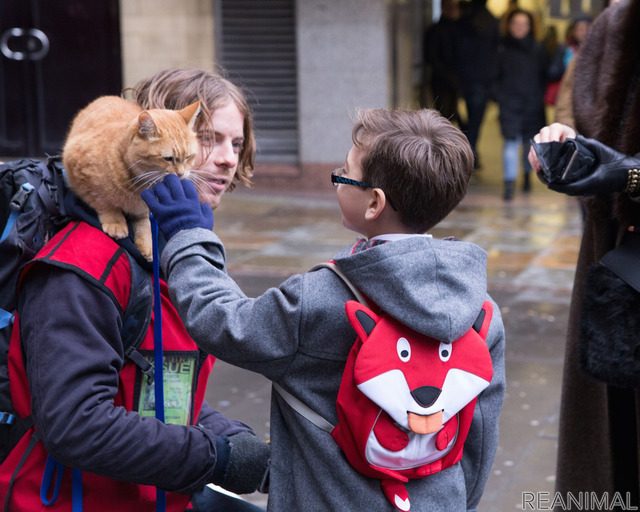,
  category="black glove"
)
[141,174,213,240]
[213,432,270,495]
[533,135,640,197]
